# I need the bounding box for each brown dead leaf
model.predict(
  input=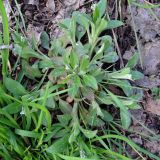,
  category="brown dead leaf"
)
[46,0,55,12]
[26,24,44,45]
[145,95,160,116]
[24,0,39,5]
